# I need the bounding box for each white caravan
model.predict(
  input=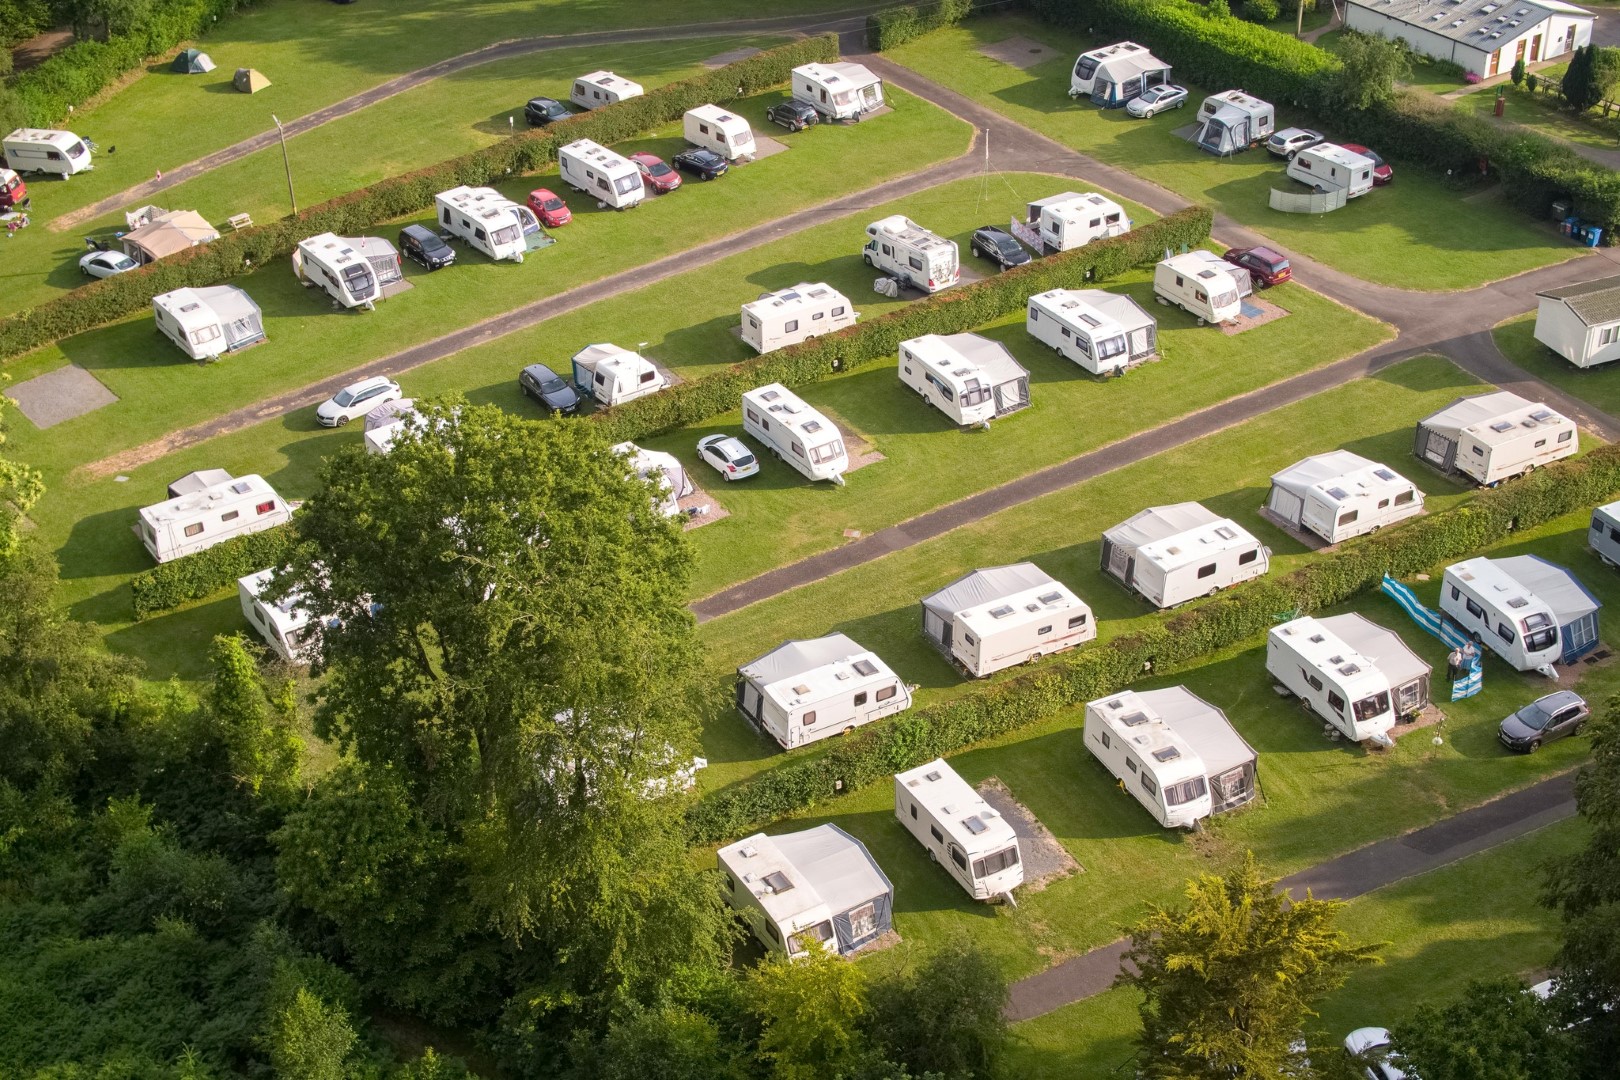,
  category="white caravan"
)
[570,343,667,406]
[1535,274,1620,369]
[293,232,381,309]
[1069,41,1153,97]
[570,70,644,110]
[557,138,645,210]
[1286,142,1376,199]
[1591,501,1620,568]
[1026,288,1158,376]
[863,215,960,293]
[152,285,266,361]
[1268,613,1430,742]
[1441,556,1603,671]
[1266,451,1425,544]
[920,563,1095,677]
[1101,503,1269,608]
[1018,192,1129,253]
[238,568,325,664]
[3,127,93,176]
[1413,391,1578,486]
[1154,251,1243,325]
[741,383,848,483]
[897,332,1031,427]
[612,441,694,518]
[684,104,756,161]
[791,62,885,121]
[434,186,541,261]
[741,283,857,353]
[1081,46,1171,108]
[1193,90,1275,156]
[735,633,912,750]
[717,825,894,959]
[894,758,1023,902]
[136,473,291,564]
